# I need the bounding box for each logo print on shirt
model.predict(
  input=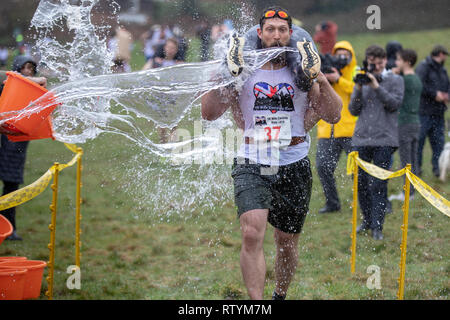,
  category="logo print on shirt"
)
[253,82,295,113]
